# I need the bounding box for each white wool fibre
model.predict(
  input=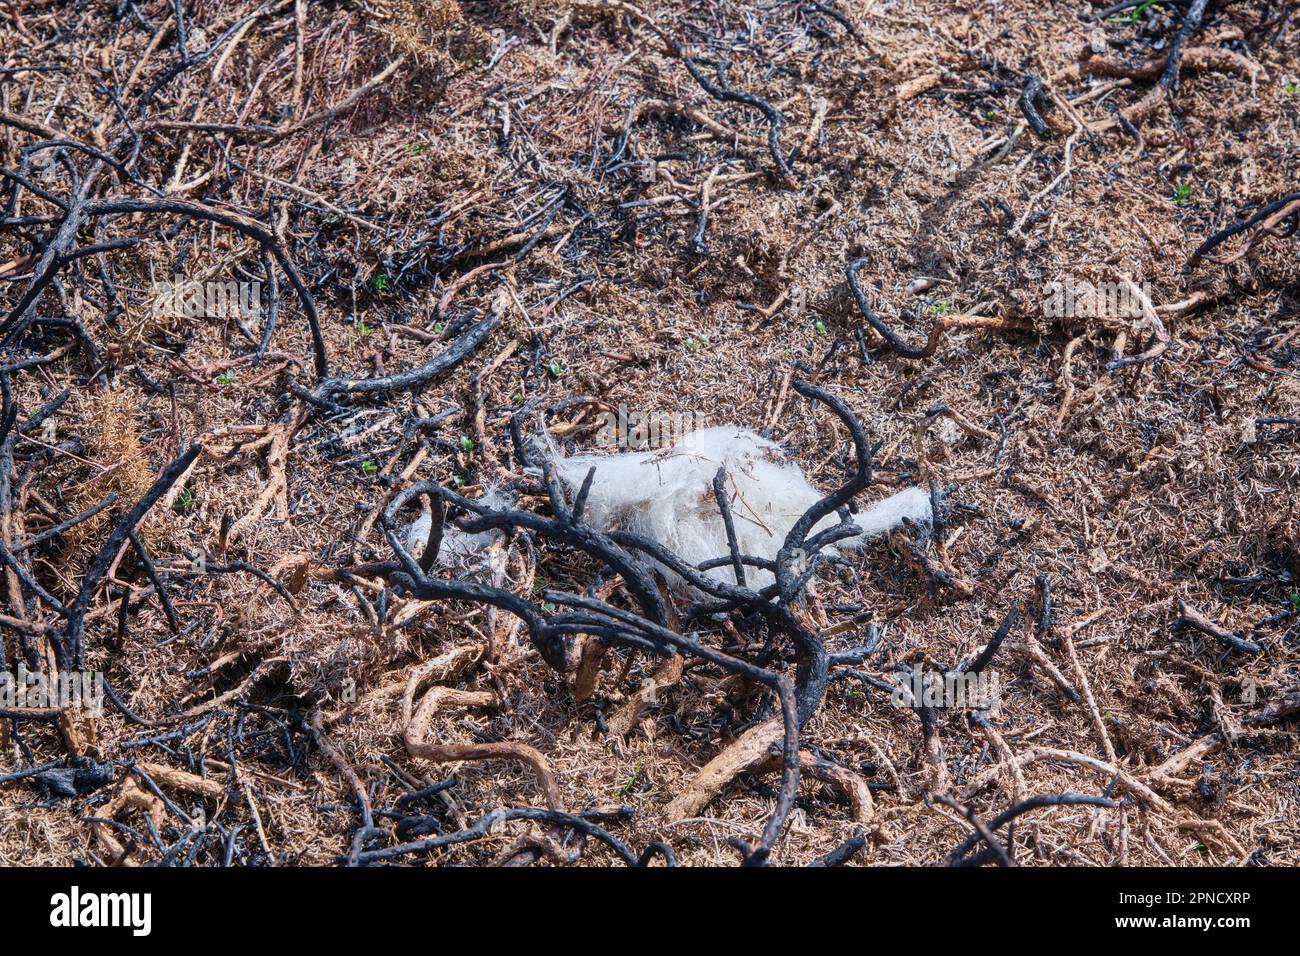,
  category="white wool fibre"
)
[403,489,511,575]
[549,426,932,588]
